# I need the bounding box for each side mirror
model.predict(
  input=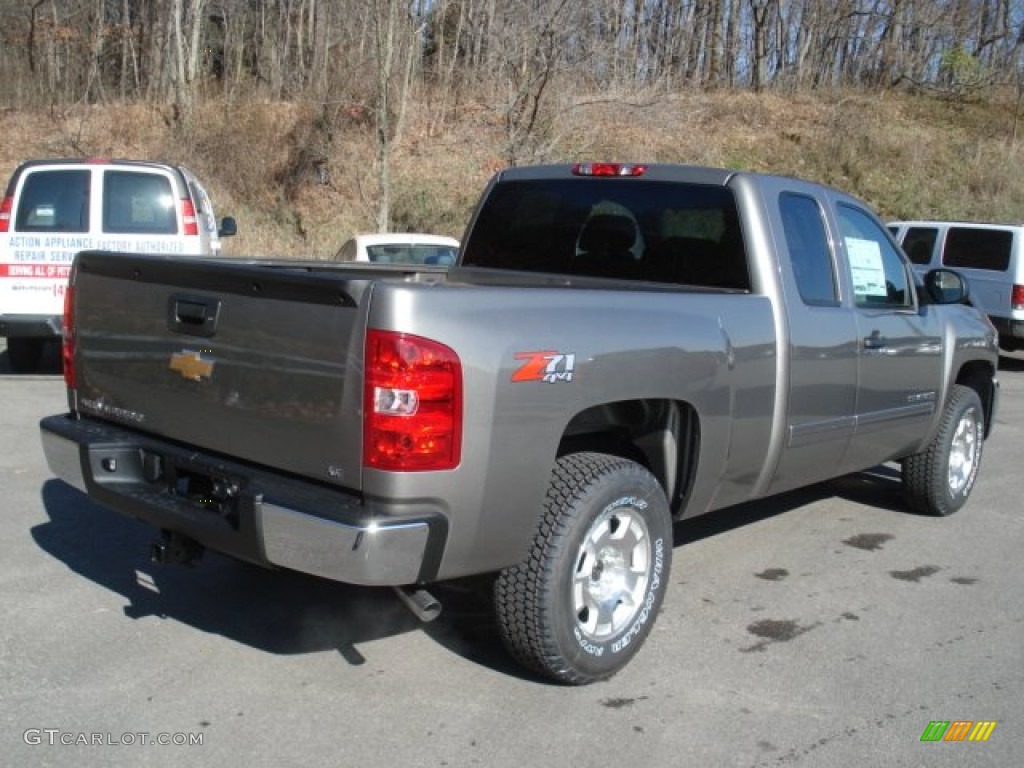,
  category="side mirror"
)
[923,268,969,305]
[218,216,238,237]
